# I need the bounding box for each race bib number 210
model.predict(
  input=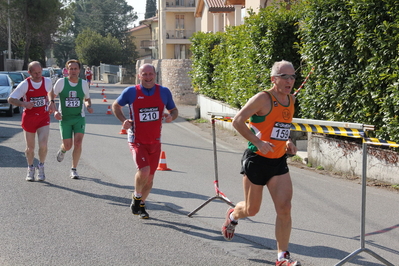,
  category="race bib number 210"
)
[139,107,159,122]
